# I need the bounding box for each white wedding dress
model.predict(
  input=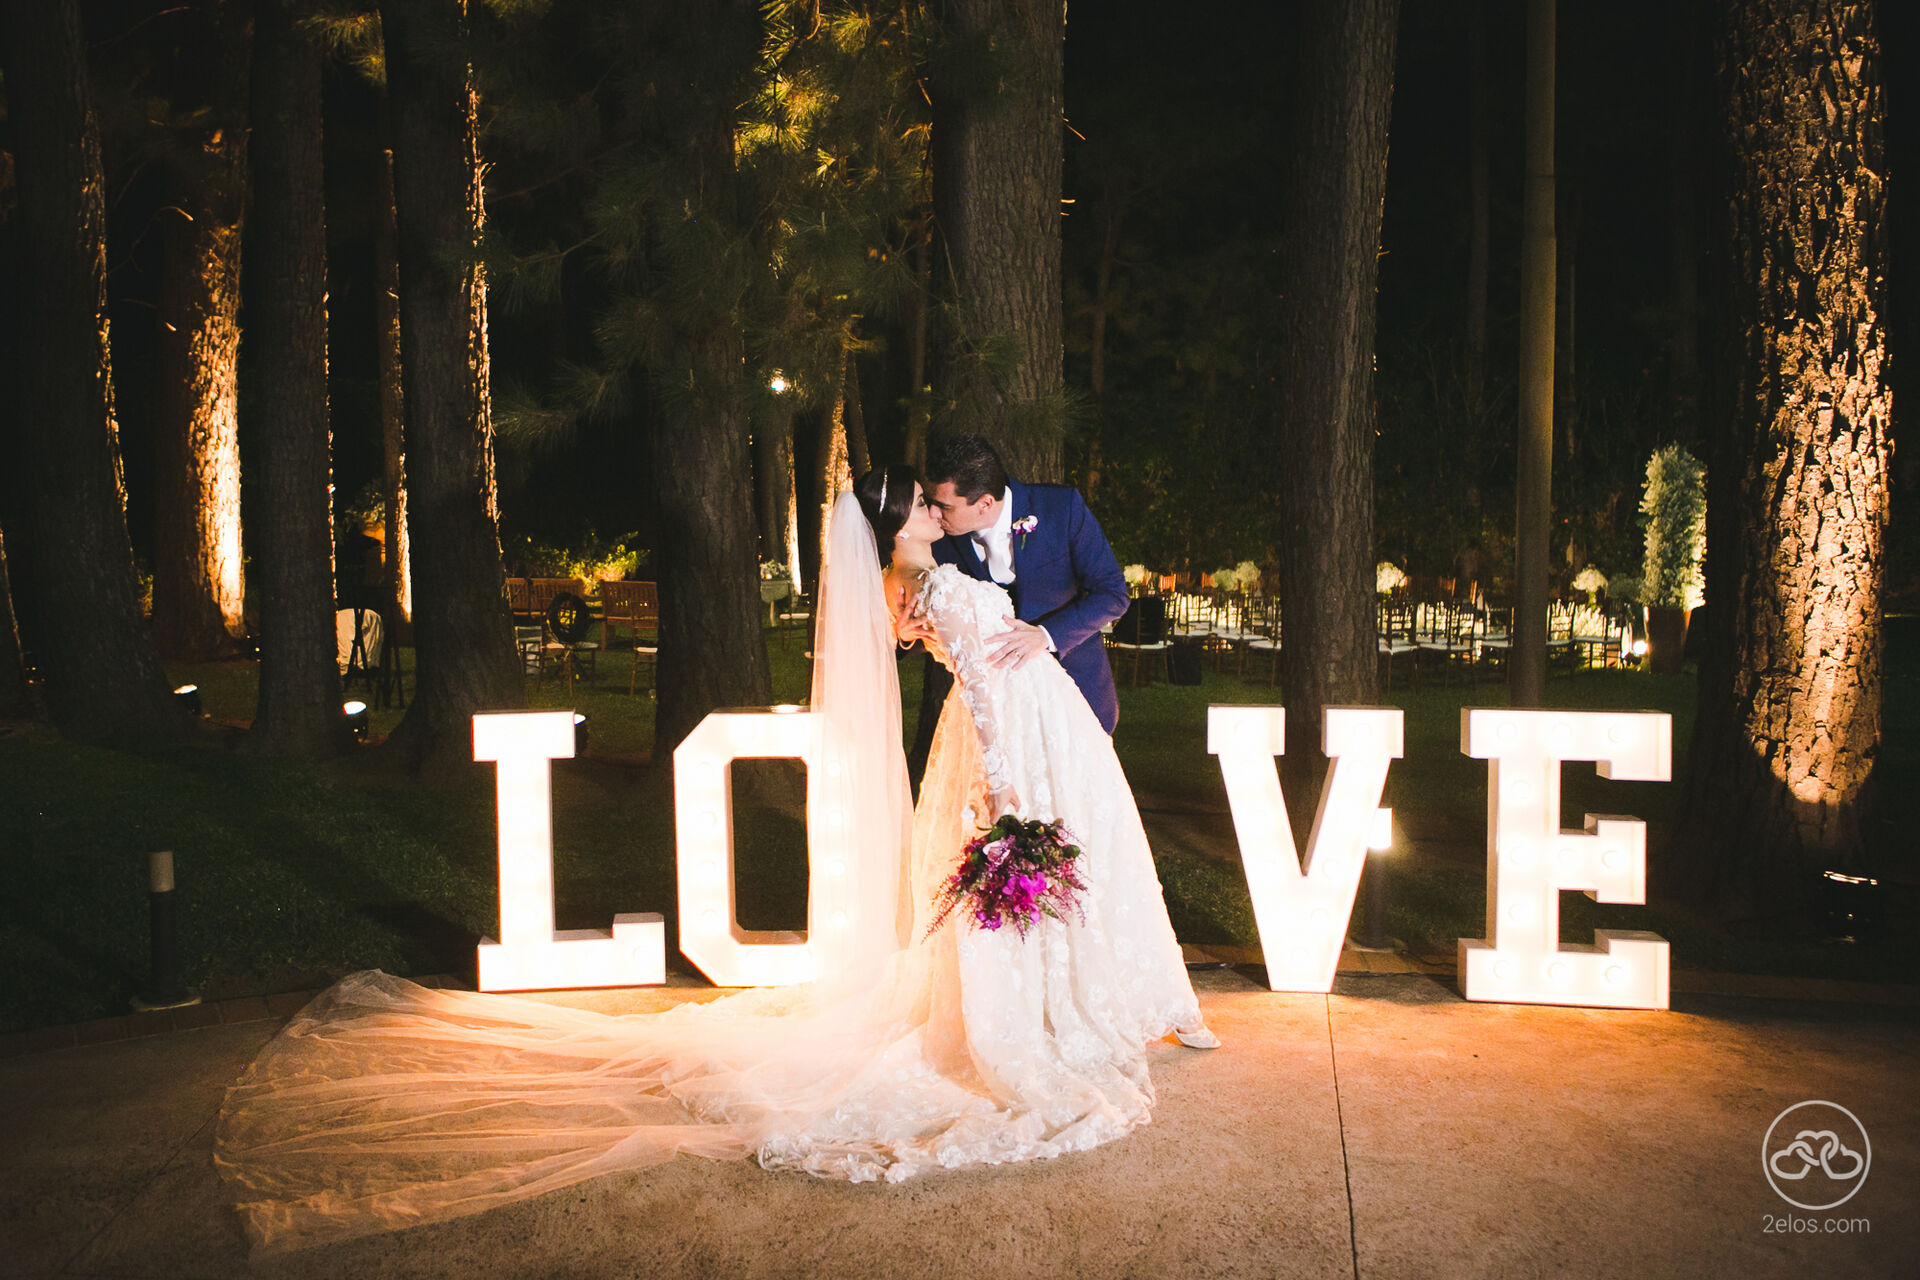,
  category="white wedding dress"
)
[215,499,1206,1253]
